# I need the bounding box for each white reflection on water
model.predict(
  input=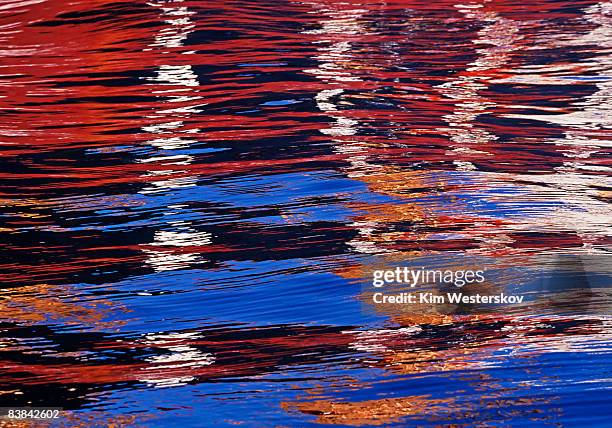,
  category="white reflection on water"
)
[437,3,523,170]
[488,2,612,251]
[304,2,389,255]
[139,331,215,388]
[138,0,210,272]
